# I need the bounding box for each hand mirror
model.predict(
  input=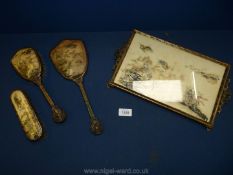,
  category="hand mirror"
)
[50,40,103,135]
